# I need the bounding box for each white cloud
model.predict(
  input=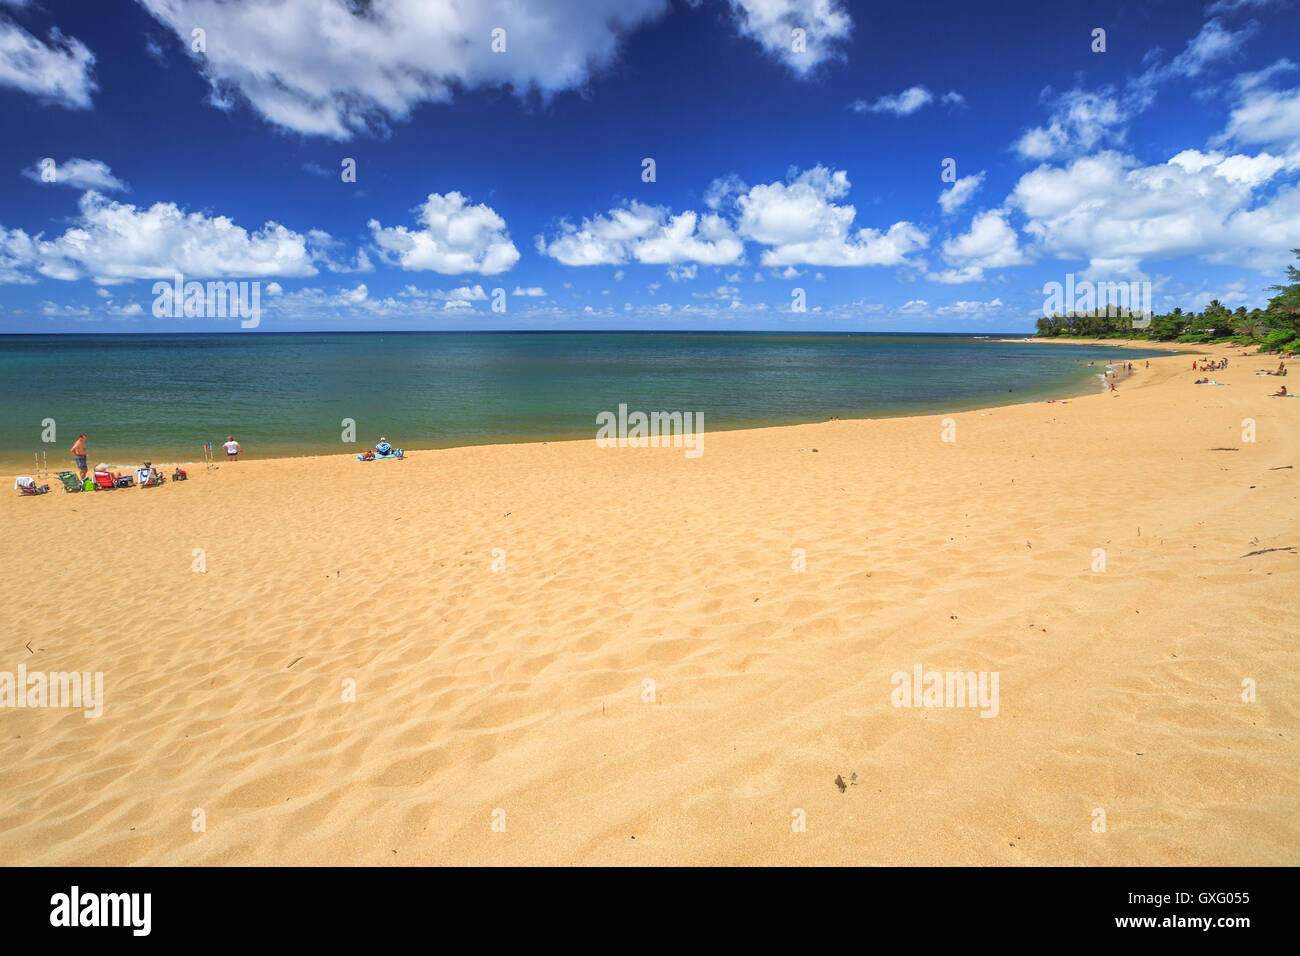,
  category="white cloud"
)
[512,286,545,296]
[1009,148,1300,274]
[851,86,964,115]
[667,263,697,281]
[935,297,1005,315]
[939,172,984,215]
[22,157,126,191]
[535,202,743,266]
[0,18,95,108]
[135,0,678,138]
[725,0,853,76]
[1014,19,1258,160]
[898,299,928,314]
[1205,0,1279,13]
[0,190,320,284]
[369,192,519,275]
[929,210,1029,283]
[1013,89,1128,159]
[735,166,928,266]
[851,85,932,116]
[1217,84,1300,150]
